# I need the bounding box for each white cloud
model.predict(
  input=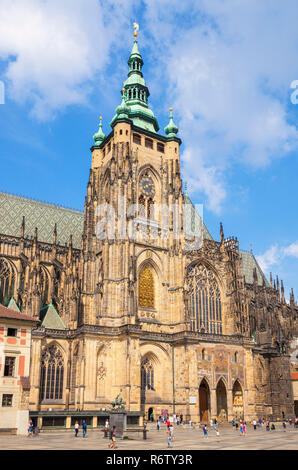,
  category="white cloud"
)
[143,0,298,212]
[0,0,134,119]
[284,242,298,258]
[257,241,298,273]
[256,245,282,273]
